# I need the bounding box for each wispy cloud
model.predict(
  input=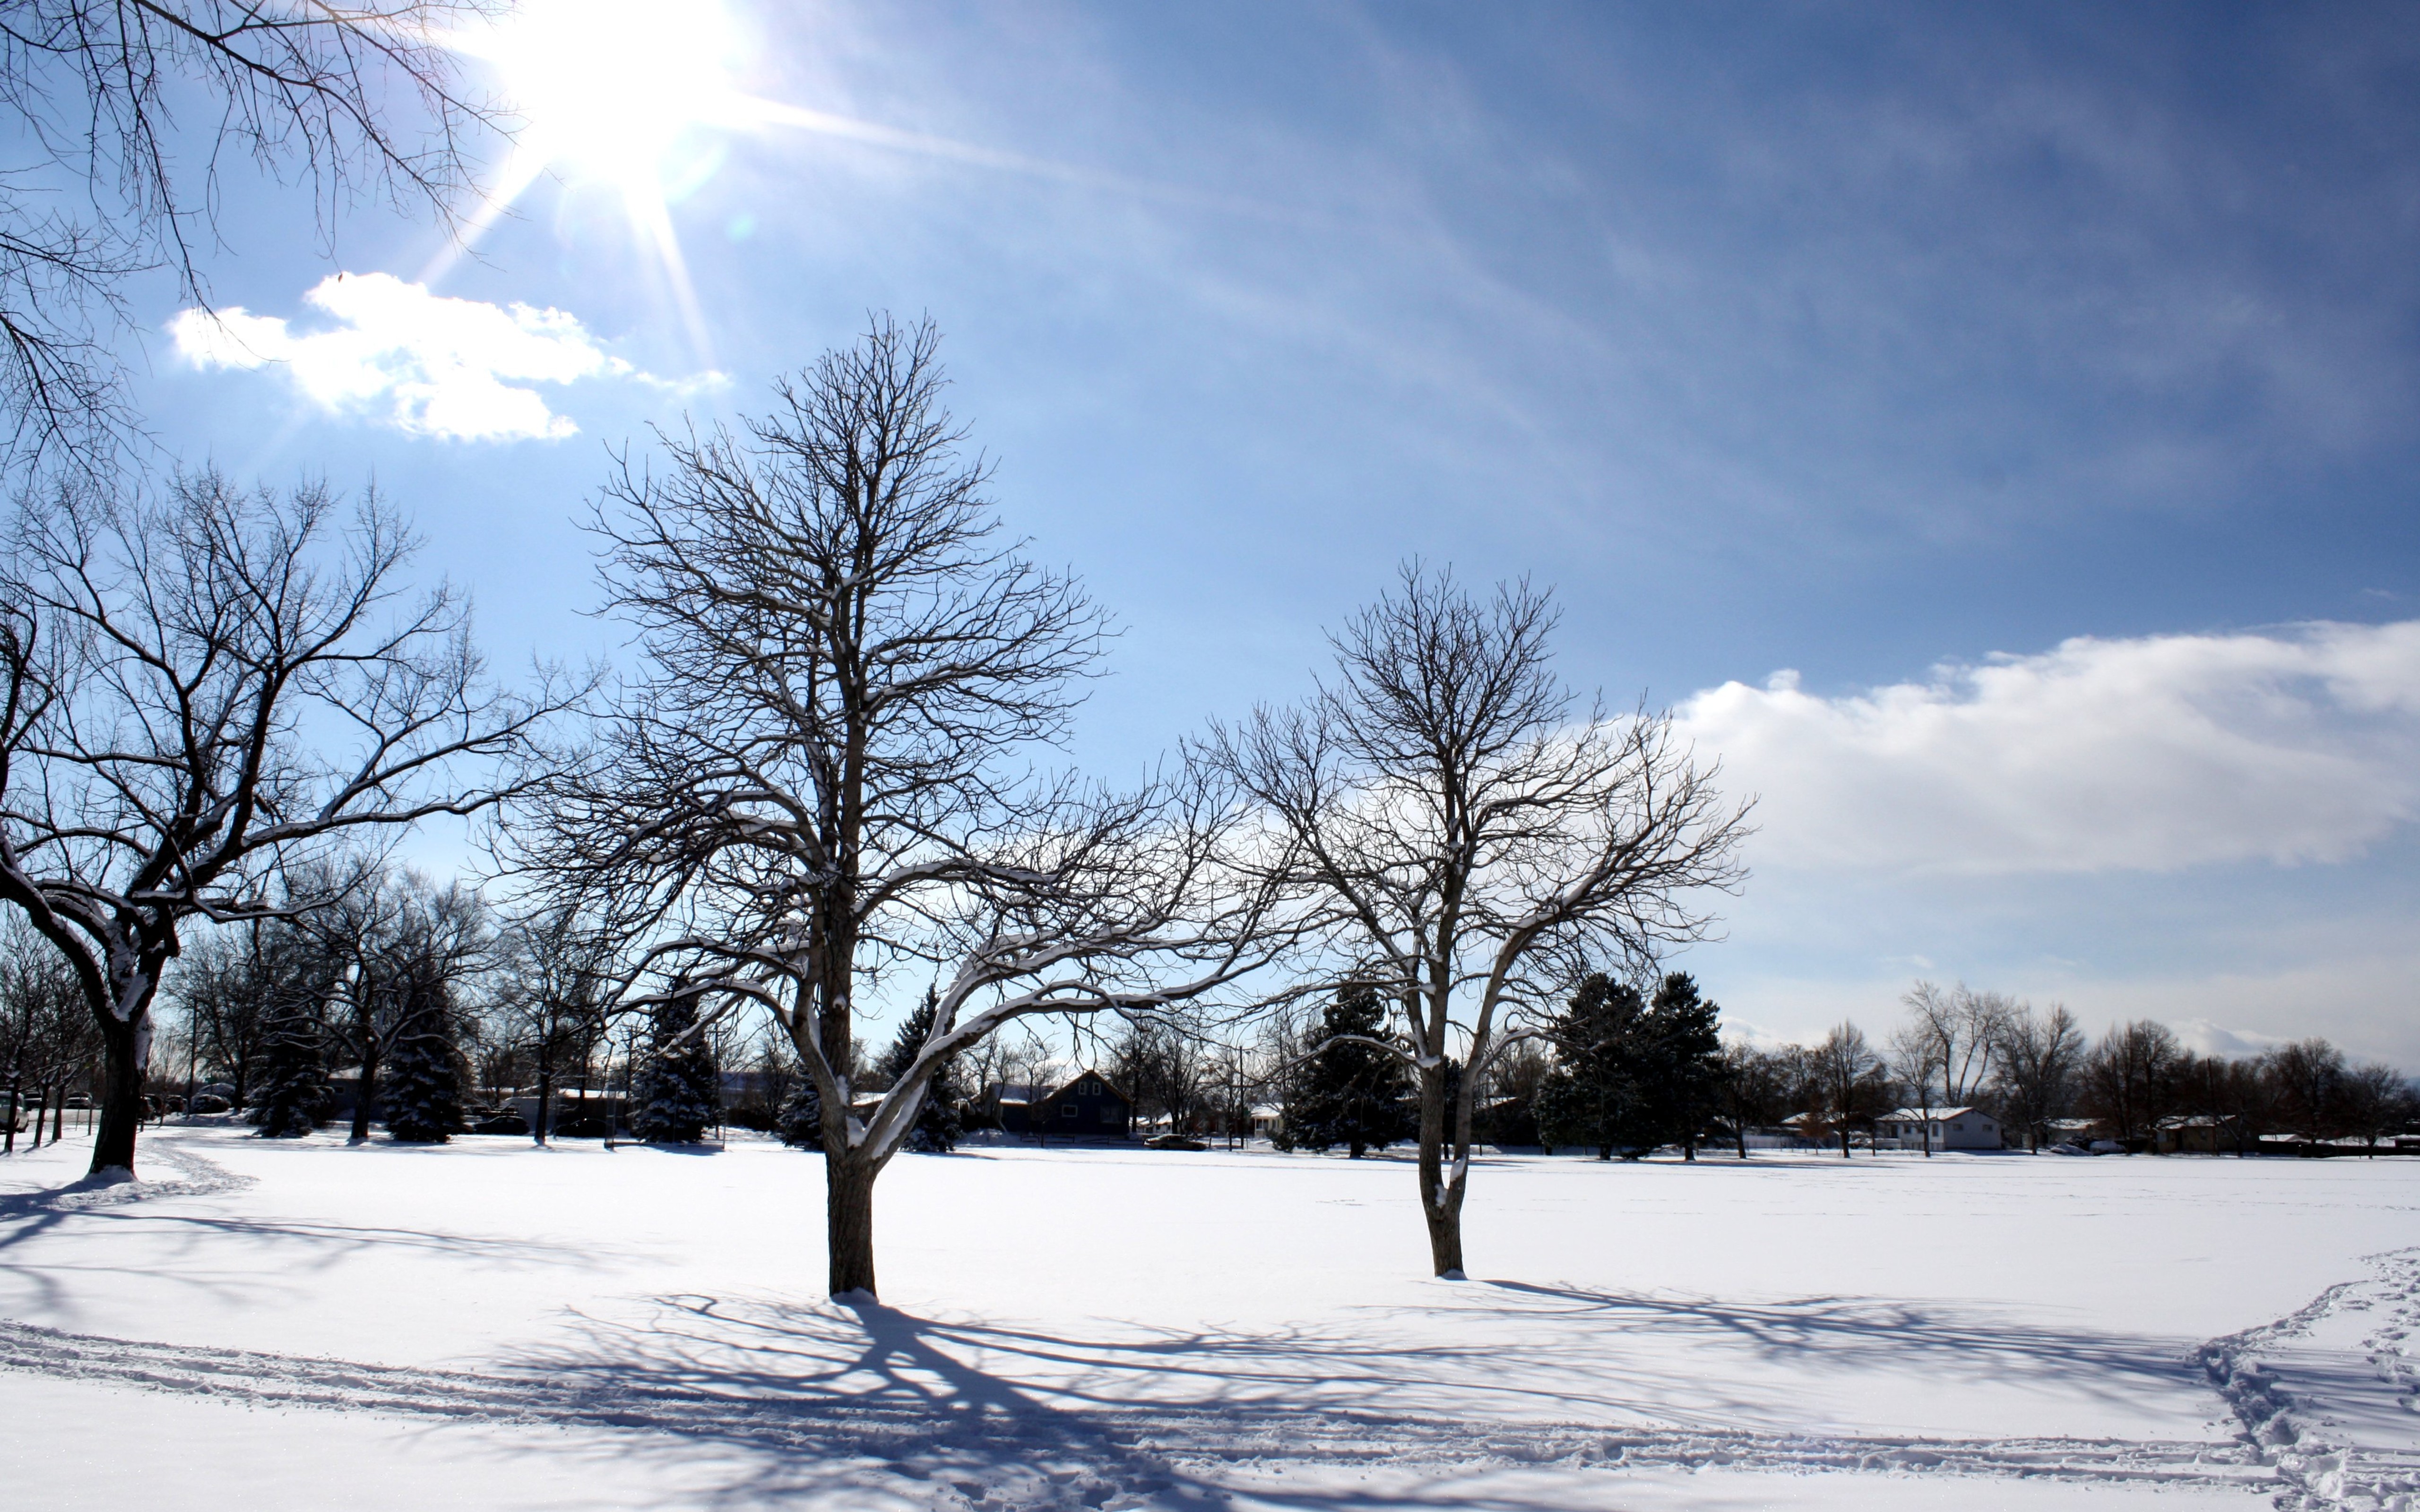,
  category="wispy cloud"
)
[167,273,718,442]
[1680,621,2420,876]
